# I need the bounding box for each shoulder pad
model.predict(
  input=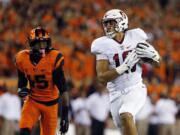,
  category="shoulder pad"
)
[128,28,148,41]
[54,53,64,69]
[15,50,29,72]
[16,50,29,56]
[15,50,29,62]
[134,28,148,40]
[91,36,111,55]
